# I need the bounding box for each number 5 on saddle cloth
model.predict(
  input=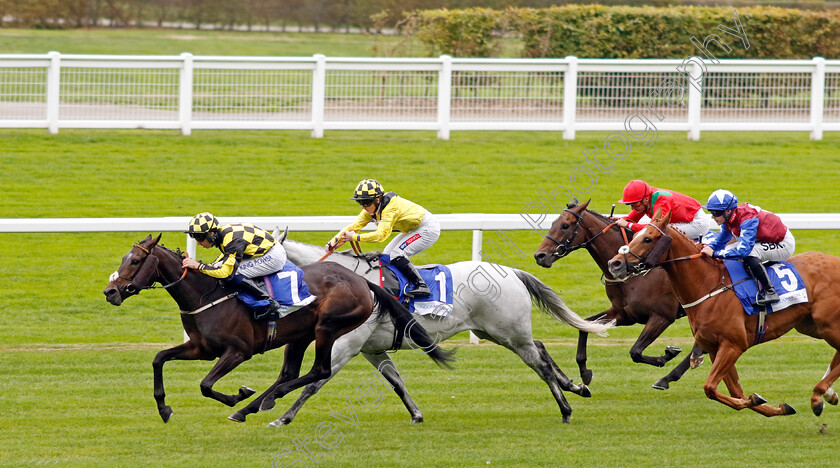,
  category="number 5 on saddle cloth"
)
[724,260,808,314]
[379,254,453,317]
